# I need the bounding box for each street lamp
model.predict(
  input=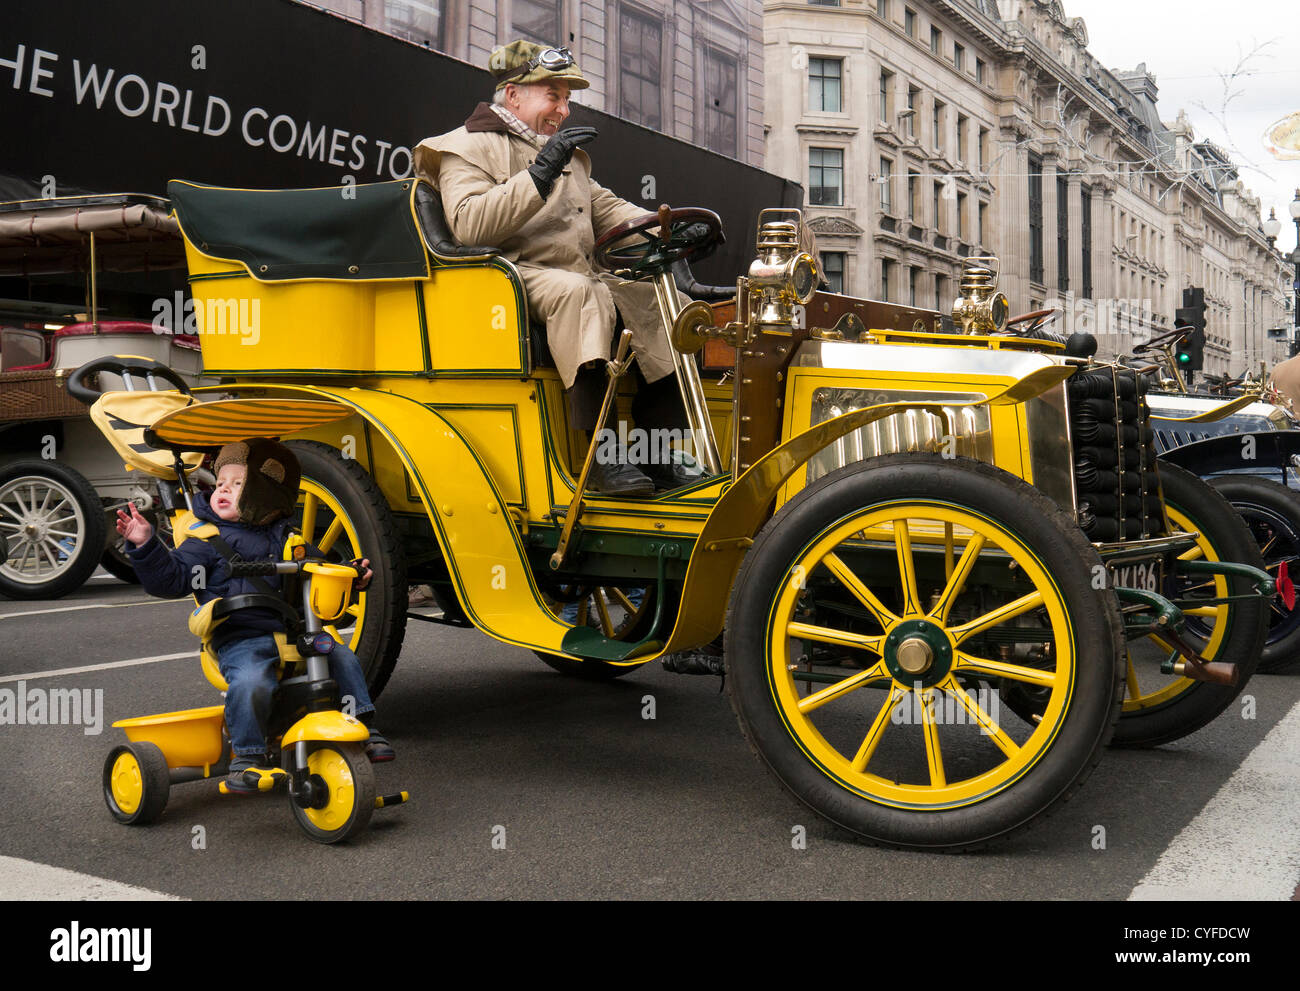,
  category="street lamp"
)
[1291,190,1300,354]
